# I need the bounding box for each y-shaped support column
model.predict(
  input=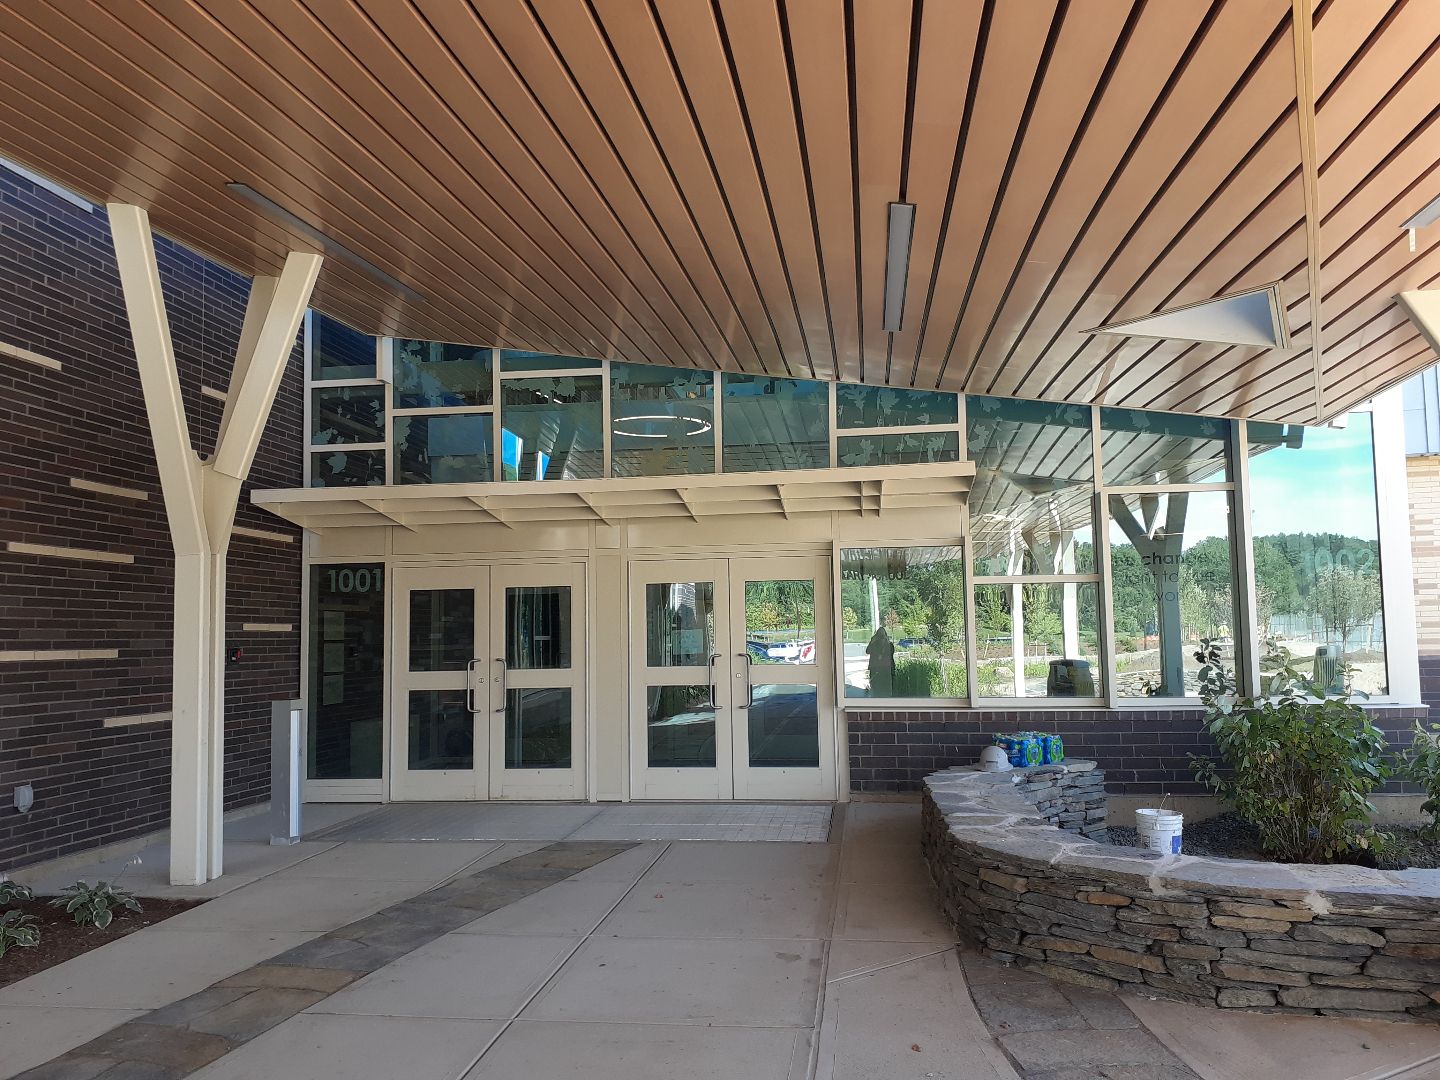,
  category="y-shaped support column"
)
[110,204,320,884]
